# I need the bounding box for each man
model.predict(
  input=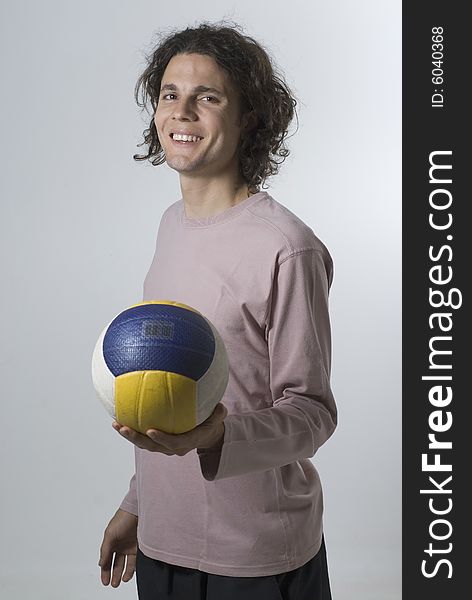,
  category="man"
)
[98,22,337,600]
